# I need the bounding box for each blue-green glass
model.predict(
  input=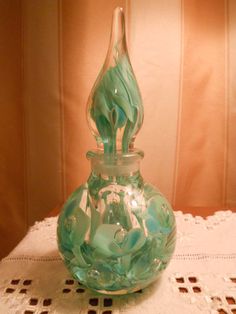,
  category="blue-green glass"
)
[57,151,176,294]
[87,7,143,153]
[57,7,176,295]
